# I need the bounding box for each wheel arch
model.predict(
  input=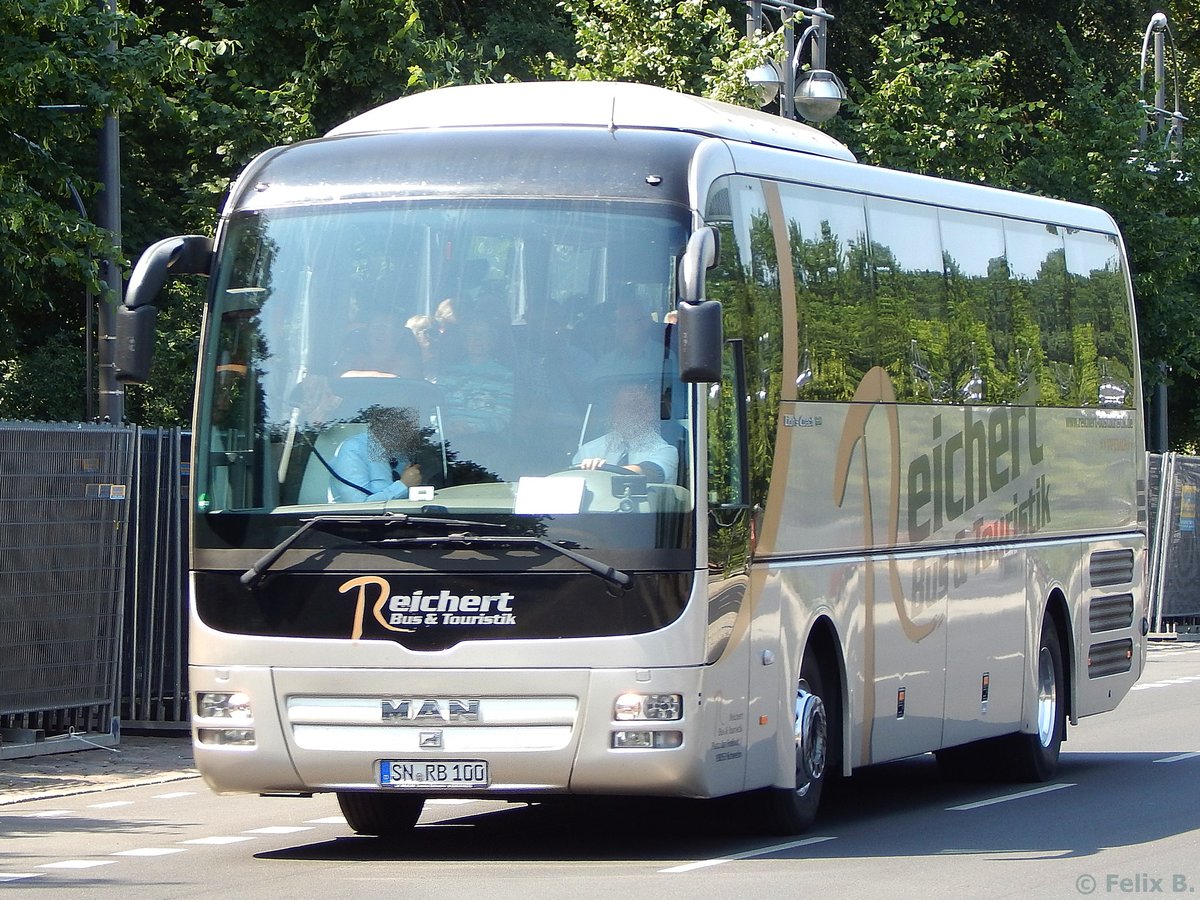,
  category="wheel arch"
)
[1042,587,1076,726]
[804,615,848,777]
